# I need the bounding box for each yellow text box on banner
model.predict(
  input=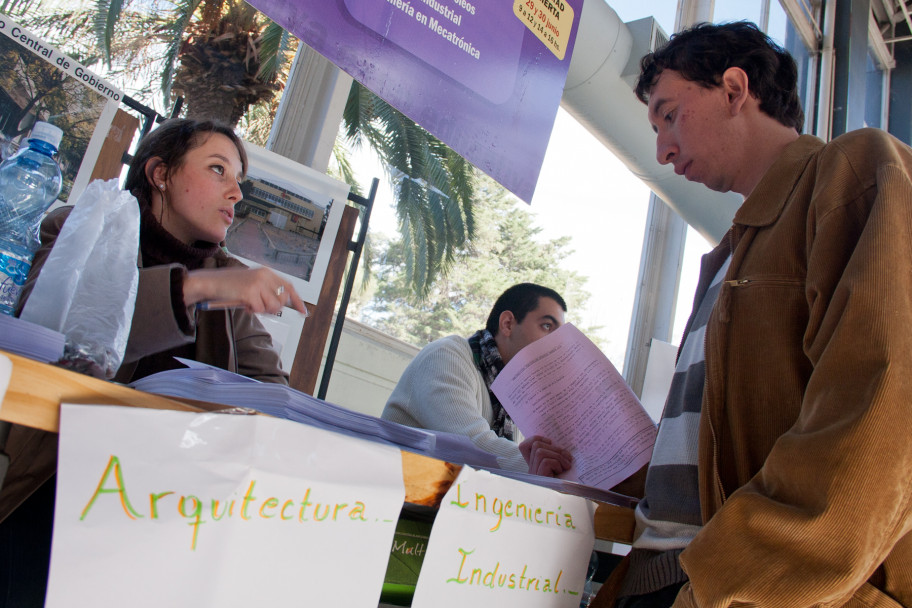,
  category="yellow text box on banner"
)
[513,0,574,60]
